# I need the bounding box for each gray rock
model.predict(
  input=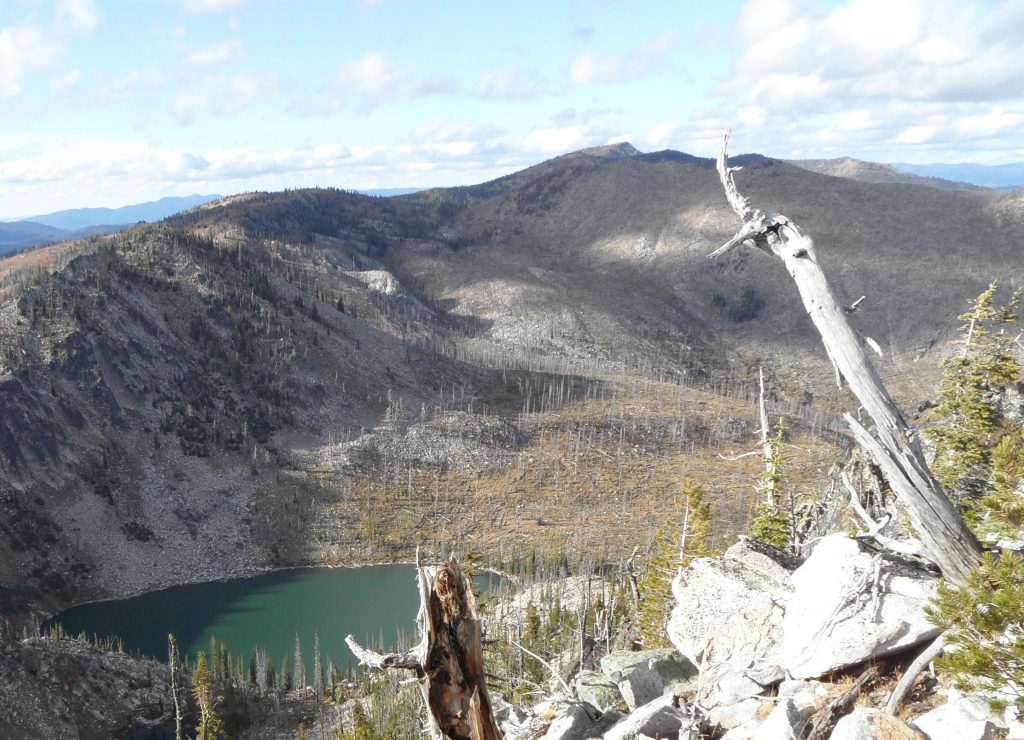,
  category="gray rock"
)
[832,709,927,739]
[831,708,881,740]
[603,694,695,740]
[776,679,827,714]
[707,698,767,731]
[913,690,1005,740]
[779,533,940,679]
[752,698,806,740]
[574,670,623,712]
[541,702,601,740]
[598,648,698,711]
[668,538,796,666]
[721,721,761,740]
[697,595,786,708]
